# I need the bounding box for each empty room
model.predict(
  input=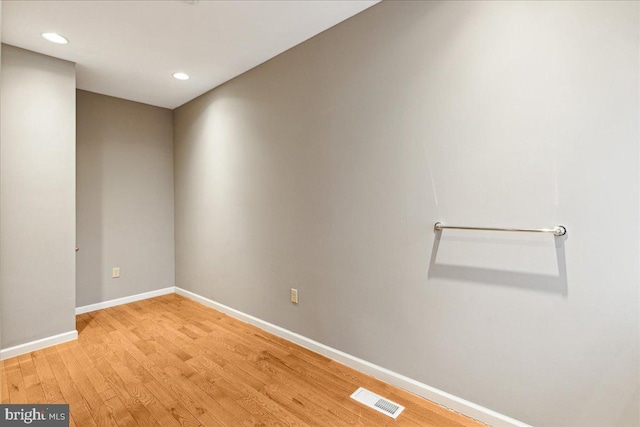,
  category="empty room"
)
[0,1,638,426]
